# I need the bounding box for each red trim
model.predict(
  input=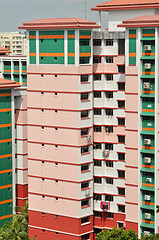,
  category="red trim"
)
[93,72,118,75]
[93,192,117,196]
[15,108,27,111]
[81,100,90,102]
[28,141,93,148]
[125,165,138,169]
[117,186,125,189]
[81,152,91,155]
[125,183,138,187]
[125,129,138,132]
[81,117,91,120]
[28,192,93,201]
[81,170,91,173]
[28,107,93,112]
[16,168,28,171]
[15,153,28,156]
[27,72,93,76]
[117,169,125,172]
[125,92,138,95]
[125,74,138,76]
[93,107,117,110]
[81,187,91,191]
[116,116,125,119]
[94,175,117,179]
[15,138,28,141]
[94,158,117,162]
[117,203,125,206]
[81,82,90,84]
[94,90,117,92]
[28,90,93,94]
[28,174,93,184]
[28,124,93,130]
[125,201,138,205]
[81,205,91,209]
[125,147,138,150]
